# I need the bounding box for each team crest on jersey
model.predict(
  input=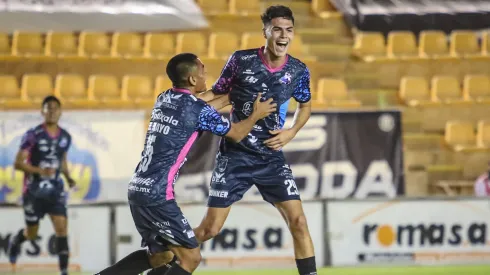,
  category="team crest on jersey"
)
[242,101,253,116]
[279,72,292,85]
[217,157,228,173]
[59,137,68,148]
